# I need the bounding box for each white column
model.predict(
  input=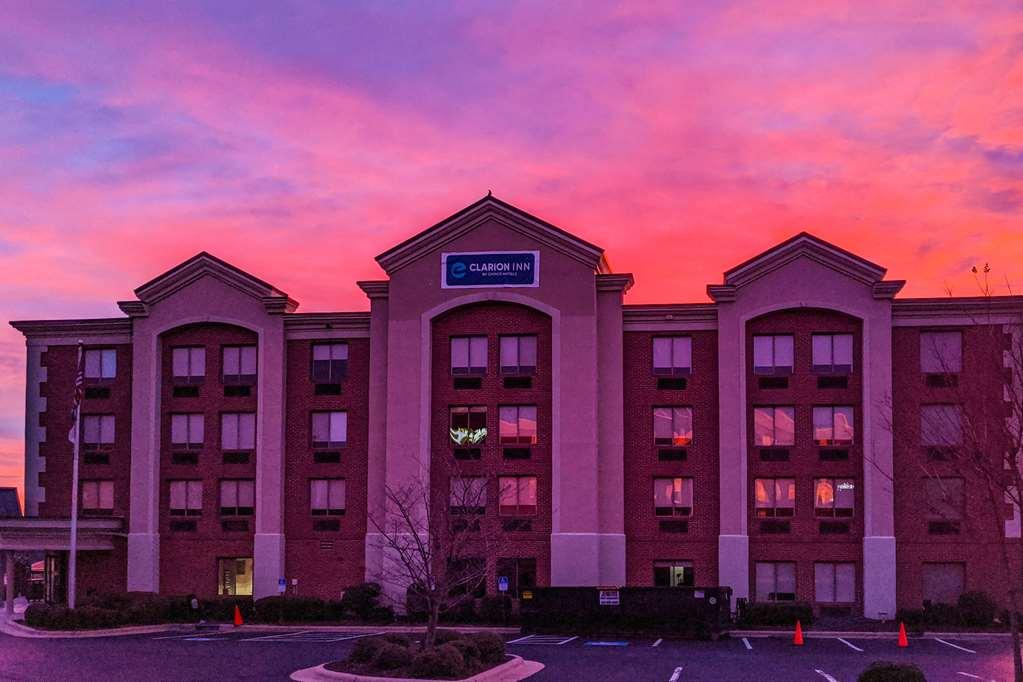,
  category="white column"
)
[253,319,287,599]
[128,334,161,593]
